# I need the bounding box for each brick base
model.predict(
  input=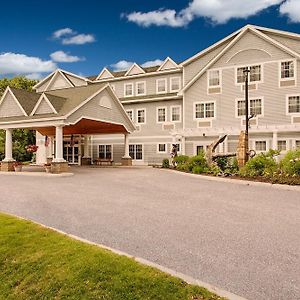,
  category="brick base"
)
[51,161,69,173]
[121,157,132,166]
[81,157,92,165]
[1,161,15,172]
